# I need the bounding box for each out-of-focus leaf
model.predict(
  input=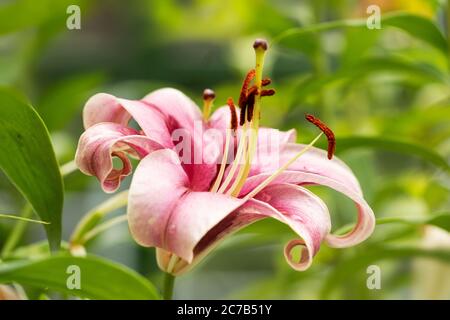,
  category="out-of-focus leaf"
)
[320,245,450,298]
[0,0,85,35]
[383,13,448,56]
[273,12,447,56]
[336,136,450,172]
[0,88,63,250]
[337,213,450,234]
[5,241,68,261]
[38,73,106,131]
[0,254,160,300]
[288,57,447,107]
